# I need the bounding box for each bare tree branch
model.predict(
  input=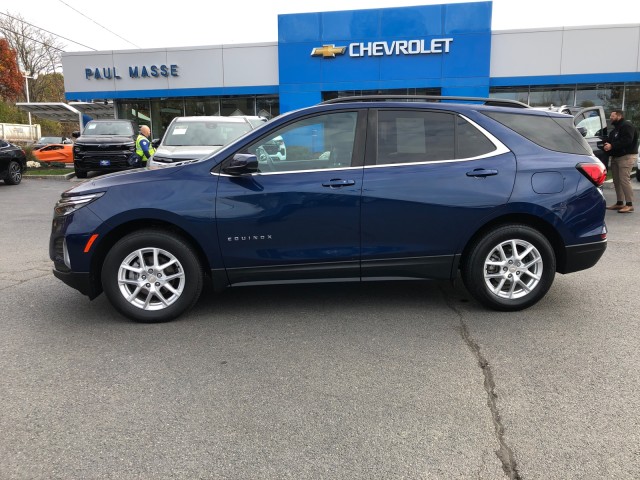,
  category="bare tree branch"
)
[0,11,65,102]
